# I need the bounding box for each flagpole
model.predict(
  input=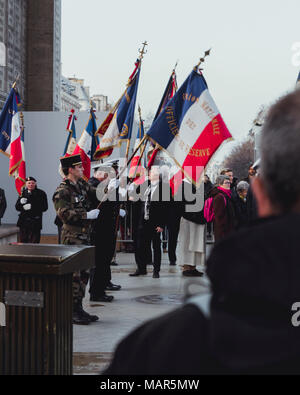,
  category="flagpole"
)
[12,74,20,89]
[124,41,148,162]
[131,105,147,179]
[195,49,211,69]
